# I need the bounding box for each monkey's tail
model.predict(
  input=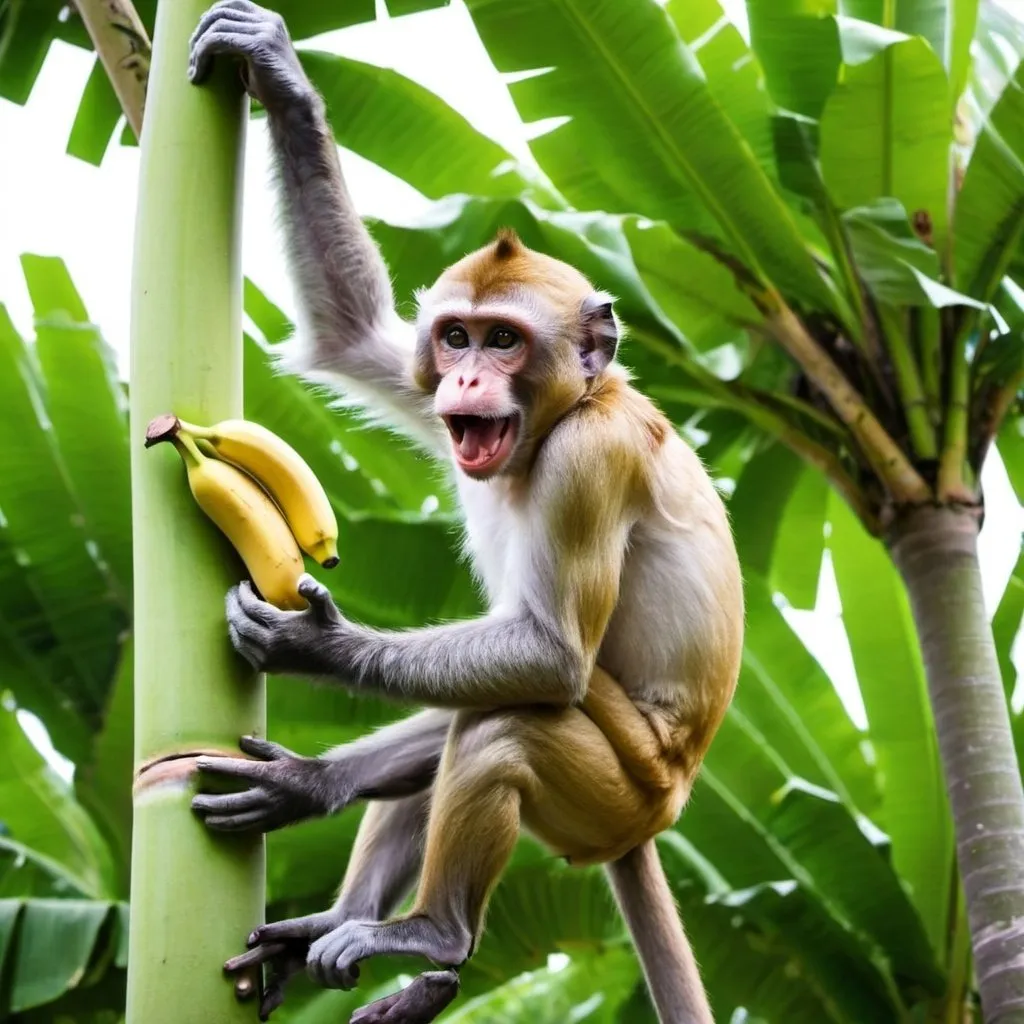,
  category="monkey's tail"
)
[605,839,714,1024]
